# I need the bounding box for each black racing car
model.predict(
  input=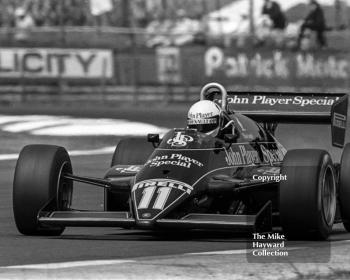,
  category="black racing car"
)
[13,83,350,240]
